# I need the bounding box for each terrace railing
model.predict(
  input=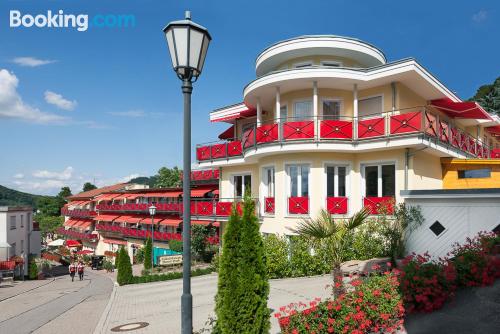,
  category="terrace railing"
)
[61,208,96,218]
[95,224,182,242]
[196,107,493,162]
